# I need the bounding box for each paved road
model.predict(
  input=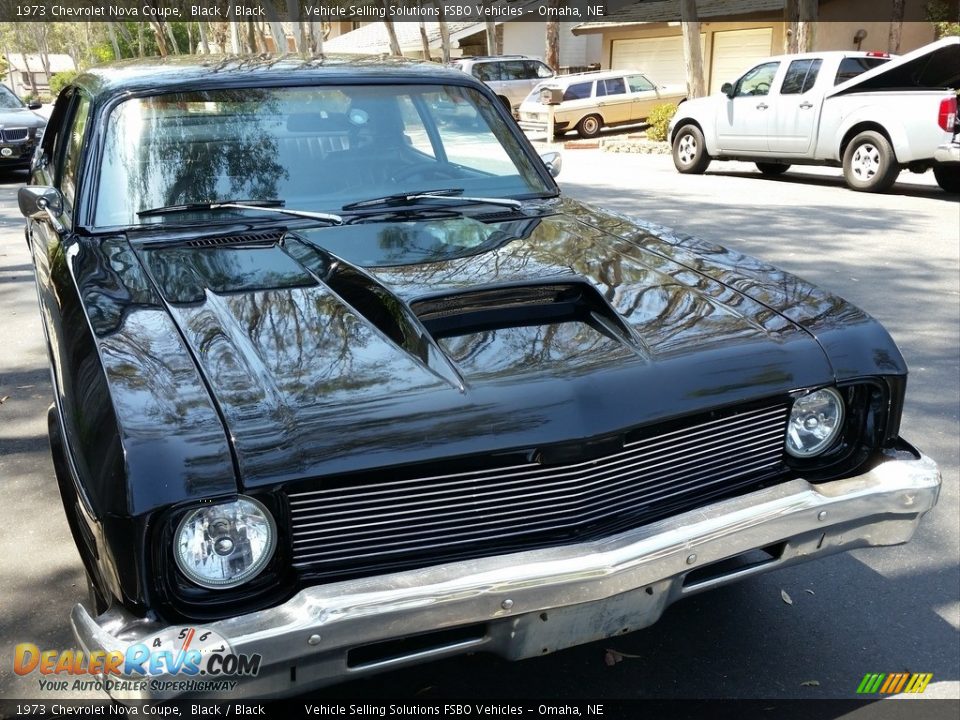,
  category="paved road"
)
[0,155,956,703]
